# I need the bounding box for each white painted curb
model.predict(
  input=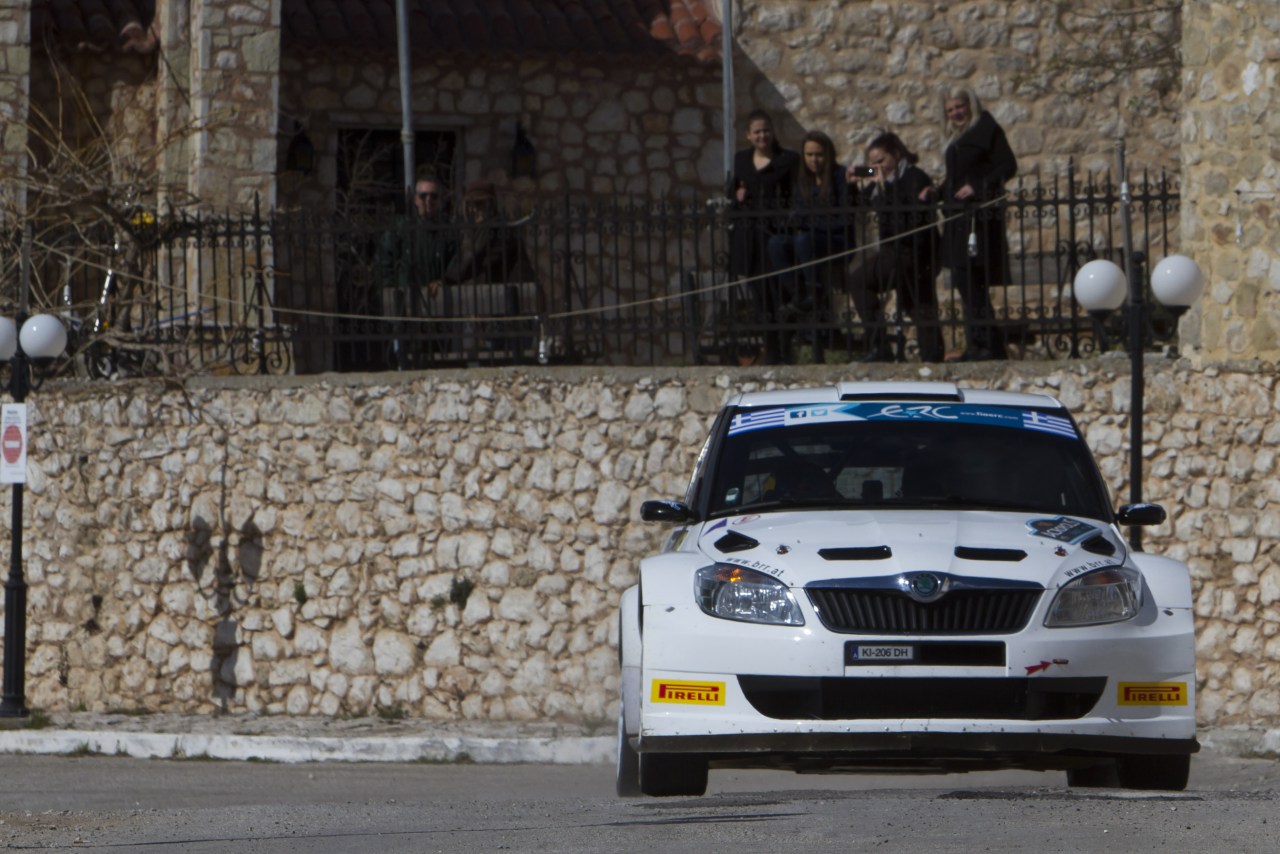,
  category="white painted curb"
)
[0,729,615,764]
